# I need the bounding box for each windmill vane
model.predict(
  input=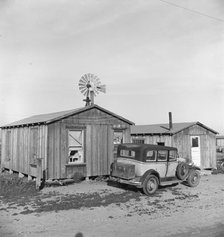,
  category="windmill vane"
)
[78,73,106,106]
